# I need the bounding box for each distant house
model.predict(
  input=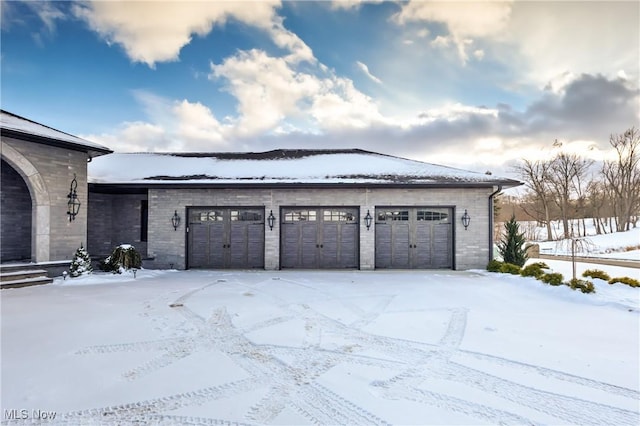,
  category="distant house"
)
[1,111,521,275]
